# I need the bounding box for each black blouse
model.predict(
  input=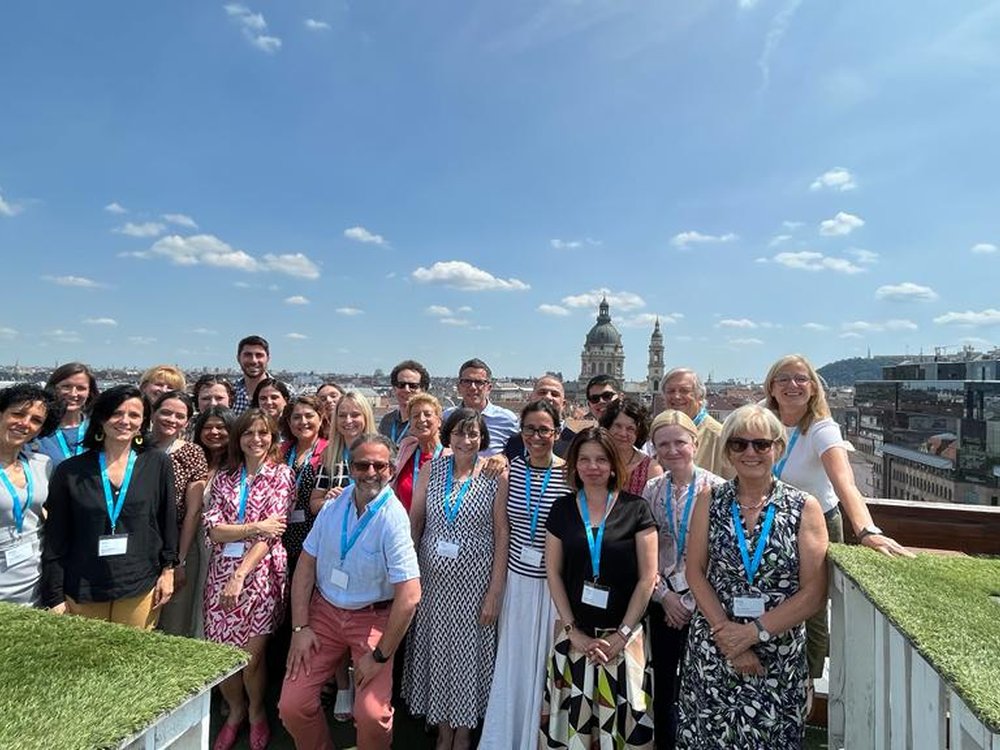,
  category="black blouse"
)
[42,449,178,606]
[546,489,656,633]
